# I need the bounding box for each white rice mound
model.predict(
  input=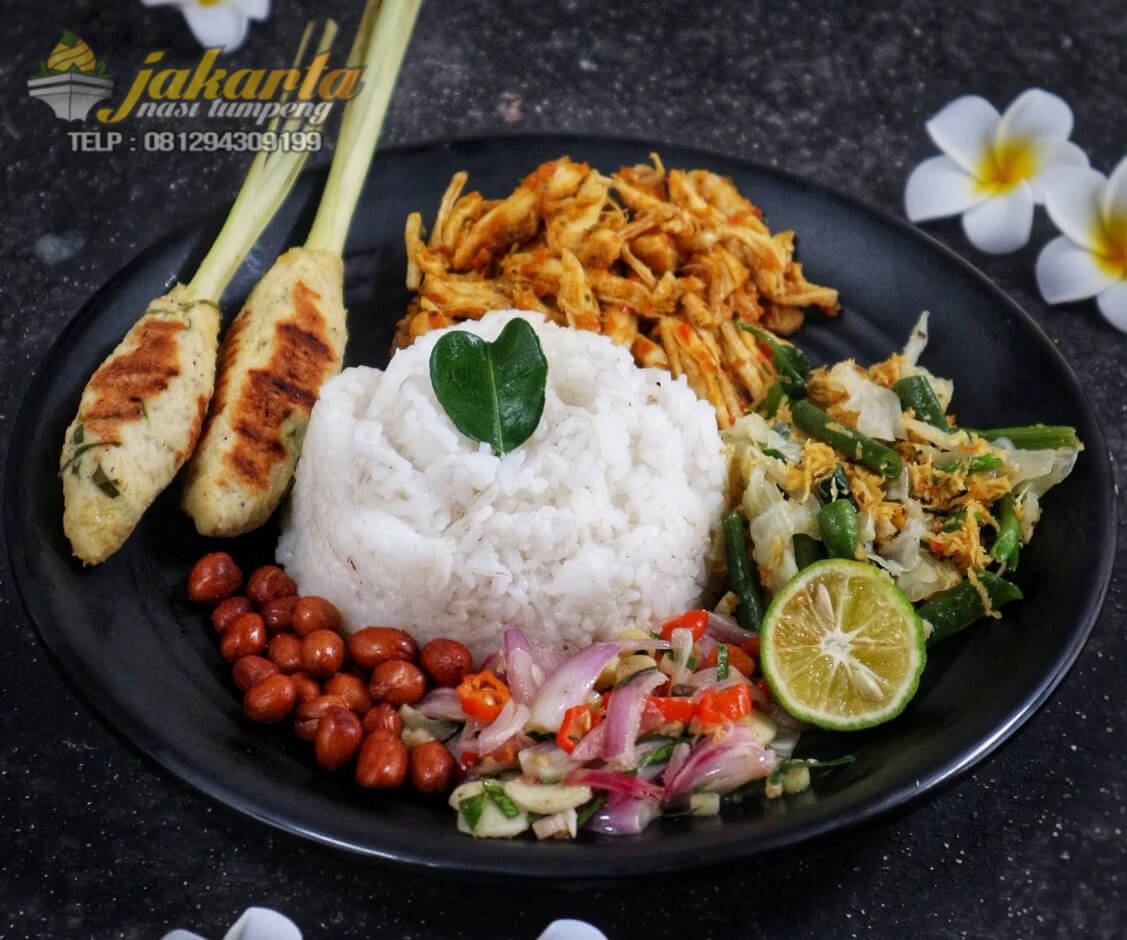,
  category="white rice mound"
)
[276,310,726,664]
